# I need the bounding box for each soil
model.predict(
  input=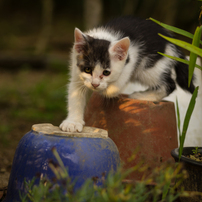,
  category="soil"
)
[186,153,202,162]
